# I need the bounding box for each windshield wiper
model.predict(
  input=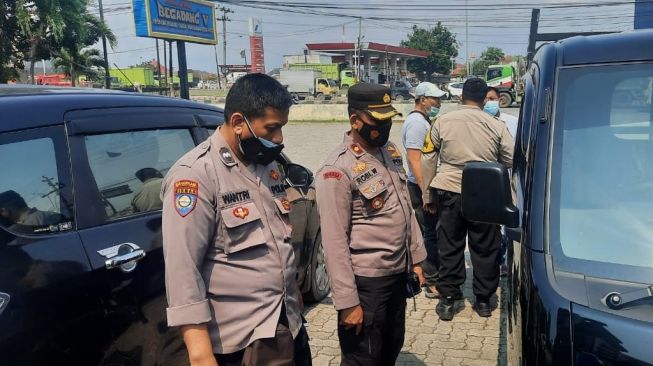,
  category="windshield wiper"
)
[604,286,653,310]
